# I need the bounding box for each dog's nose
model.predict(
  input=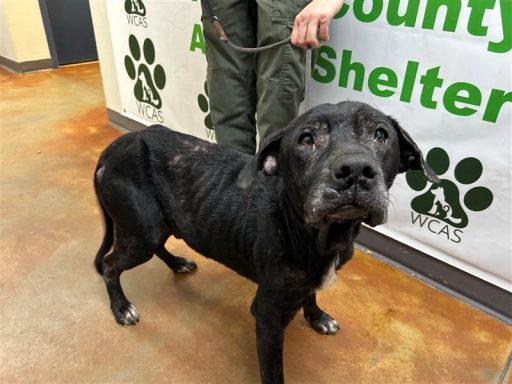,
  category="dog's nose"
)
[332,157,376,189]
